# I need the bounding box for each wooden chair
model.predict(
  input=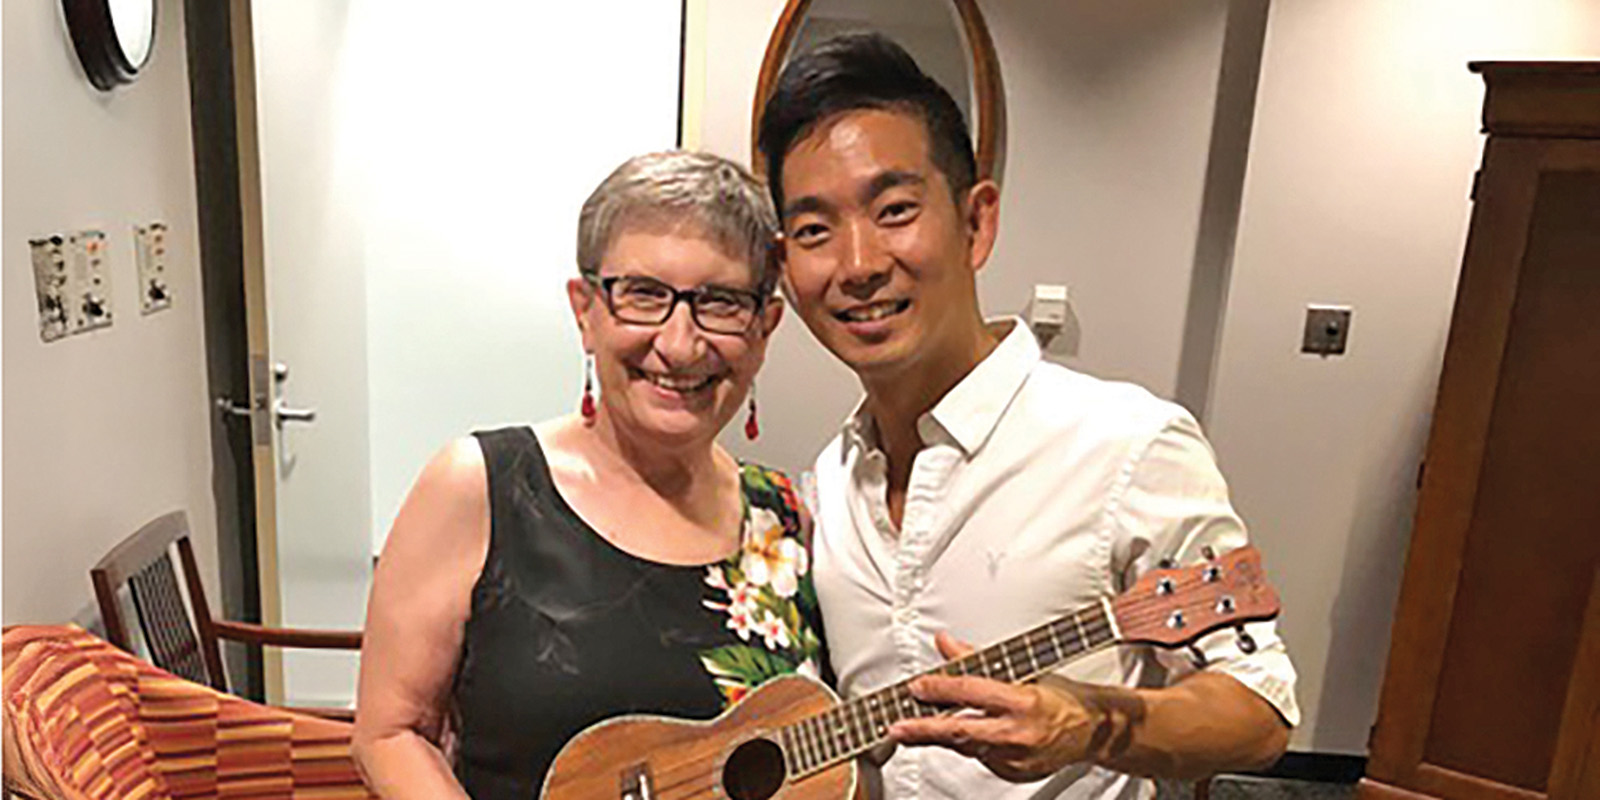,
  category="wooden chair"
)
[89,510,363,721]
